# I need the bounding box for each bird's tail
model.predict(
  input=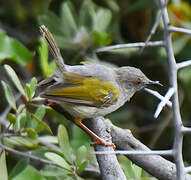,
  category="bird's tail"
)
[40,25,66,72]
